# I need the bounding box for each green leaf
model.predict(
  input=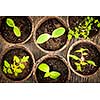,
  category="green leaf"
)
[87,60,96,66]
[75,48,88,53]
[74,62,82,71]
[13,26,21,37]
[74,32,79,39]
[21,56,29,62]
[14,72,18,77]
[3,66,7,74]
[83,52,88,56]
[88,25,91,31]
[15,69,22,73]
[4,60,10,68]
[44,72,50,78]
[38,63,50,72]
[13,56,20,63]
[94,19,99,23]
[19,63,25,69]
[68,34,72,40]
[80,61,87,66]
[37,33,51,44]
[75,27,79,32]
[97,23,100,28]
[69,55,80,60]
[6,18,15,27]
[52,27,65,38]
[49,71,61,79]
[7,68,13,74]
[69,29,74,35]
